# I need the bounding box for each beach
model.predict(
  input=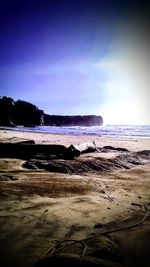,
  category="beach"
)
[0,129,150,267]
